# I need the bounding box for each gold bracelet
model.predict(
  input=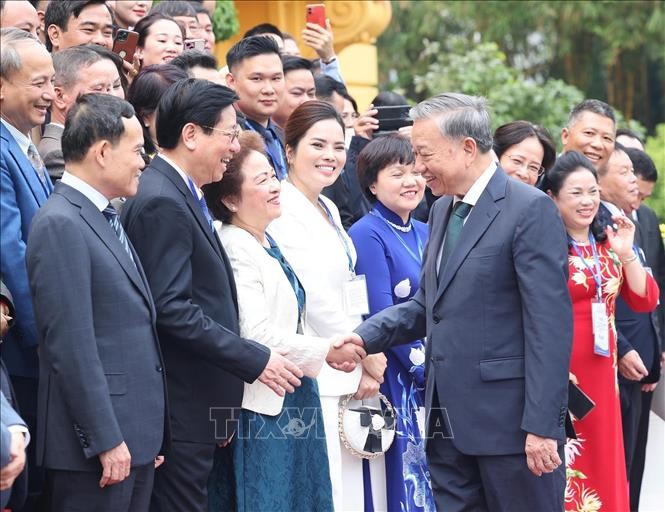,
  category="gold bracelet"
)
[620,253,638,265]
